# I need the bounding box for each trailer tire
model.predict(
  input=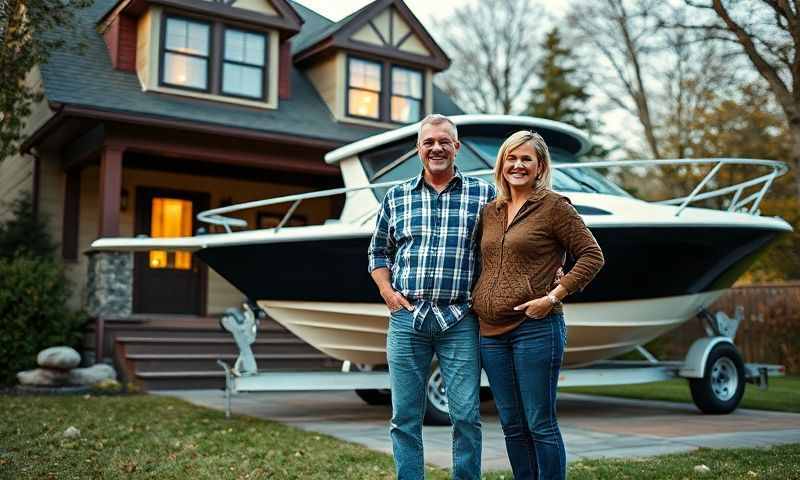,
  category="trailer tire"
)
[689,342,746,414]
[424,363,452,426]
[355,389,392,406]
